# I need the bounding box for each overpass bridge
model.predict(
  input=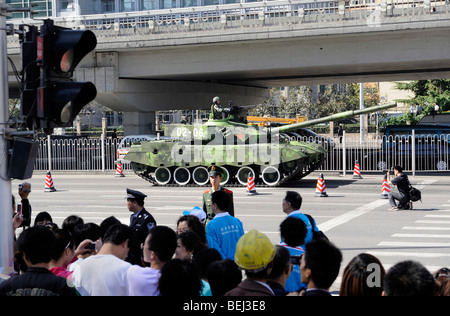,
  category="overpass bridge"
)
[6,0,450,134]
